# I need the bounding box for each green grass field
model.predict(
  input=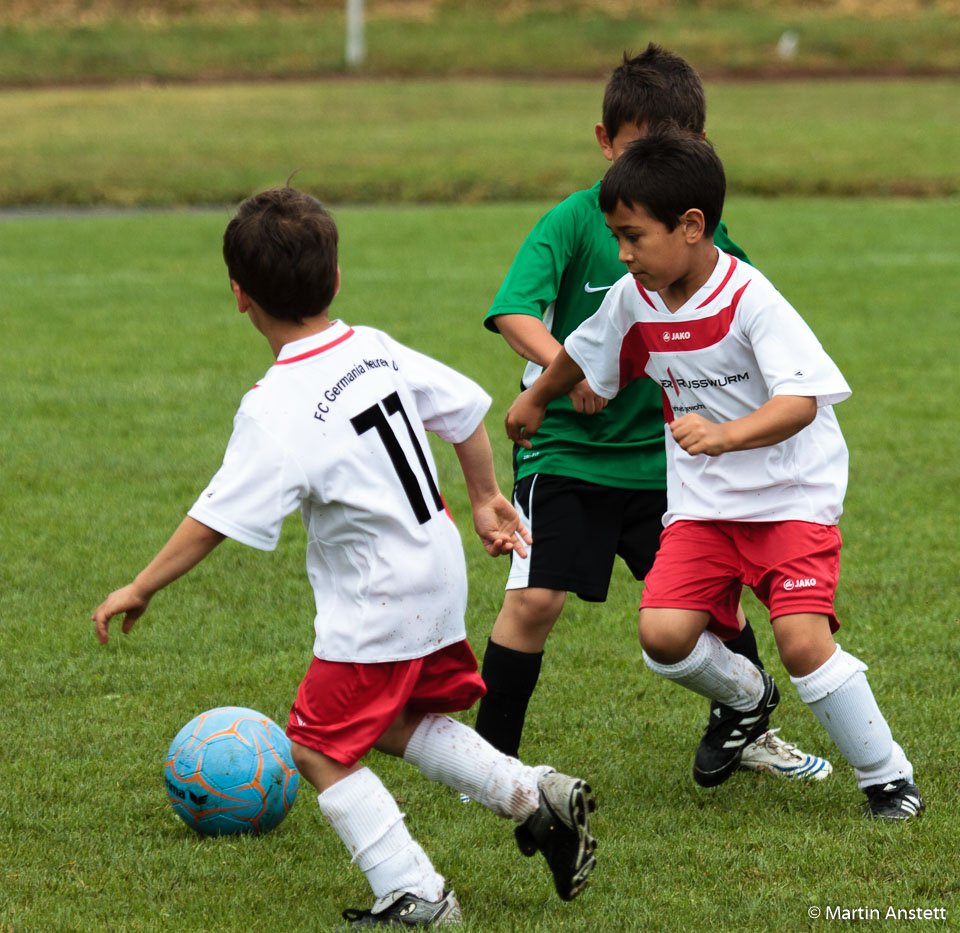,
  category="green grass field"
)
[1,197,957,931]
